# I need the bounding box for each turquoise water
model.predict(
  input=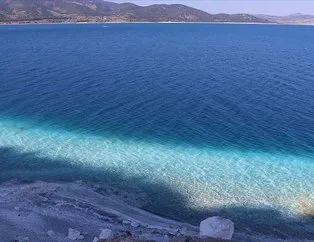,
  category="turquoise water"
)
[0,23,313,238]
